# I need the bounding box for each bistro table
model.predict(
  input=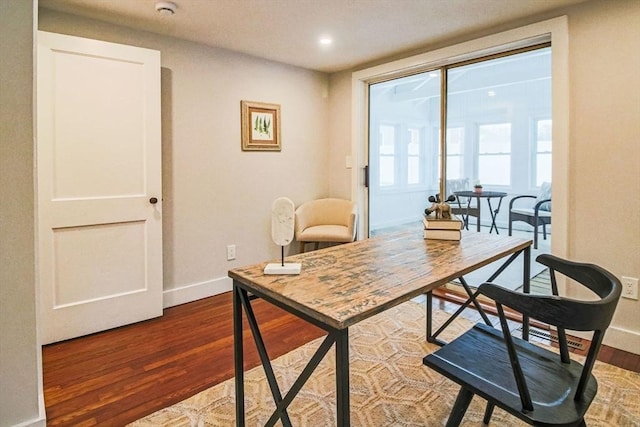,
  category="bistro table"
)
[230,231,531,426]
[453,190,507,234]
